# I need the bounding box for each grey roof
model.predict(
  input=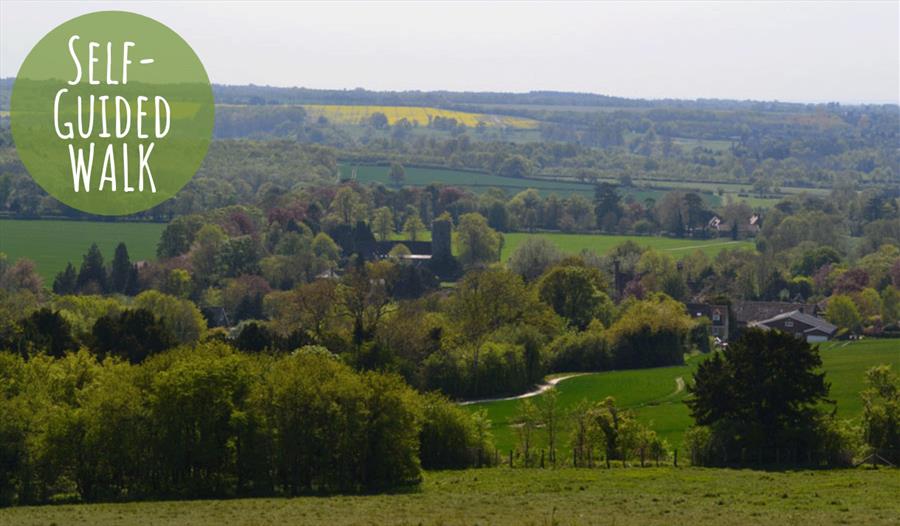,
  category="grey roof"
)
[750,310,837,335]
[732,301,818,324]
